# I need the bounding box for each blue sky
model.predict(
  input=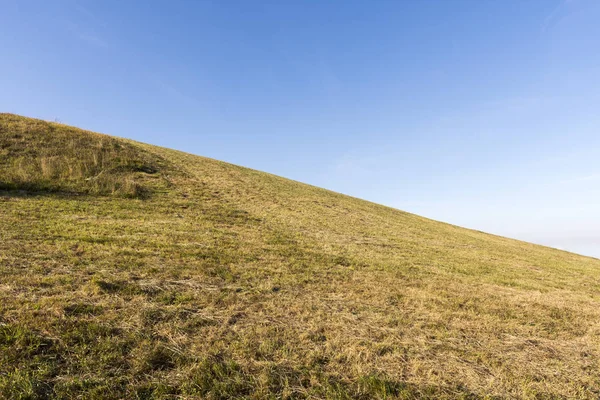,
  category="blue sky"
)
[2,0,600,257]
